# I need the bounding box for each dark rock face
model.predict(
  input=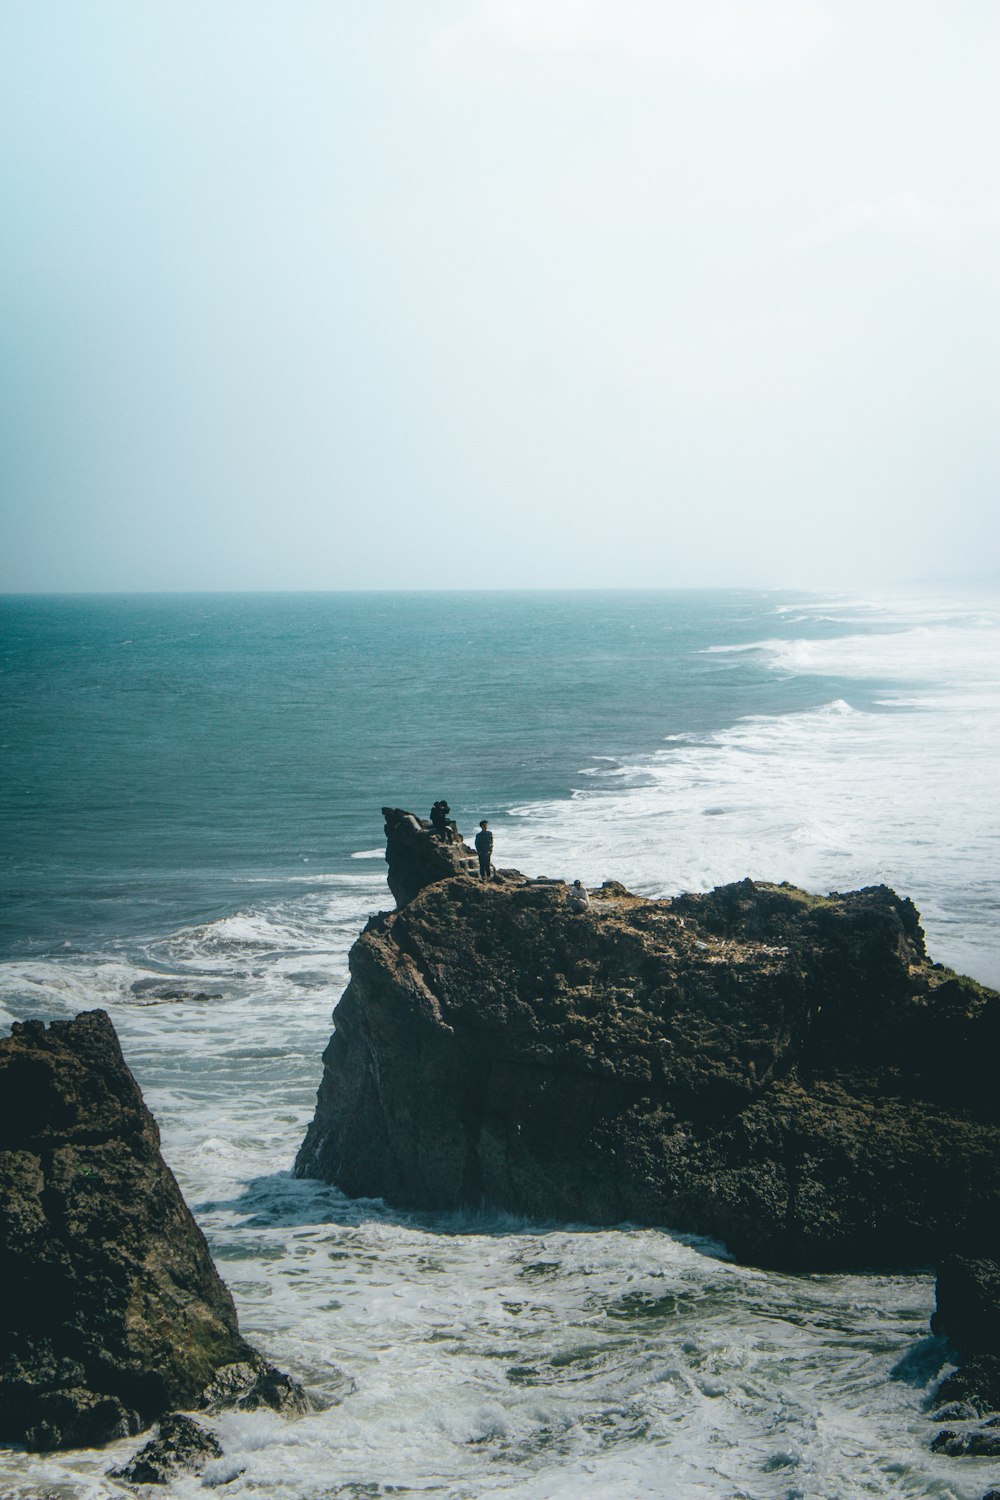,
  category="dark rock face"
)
[381,805,478,908]
[0,1011,265,1451]
[932,1257,1000,1420]
[933,1257,1000,1358]
[296,811,1000,1273]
